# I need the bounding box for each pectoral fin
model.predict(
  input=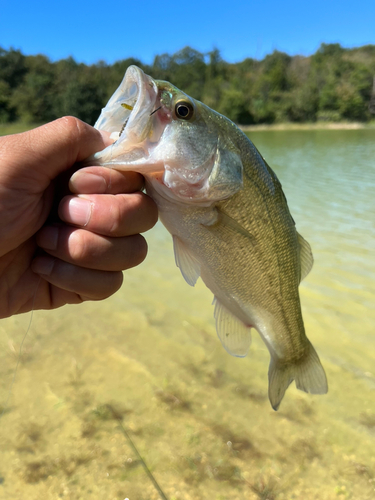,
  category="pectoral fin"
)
[173,235,201,286]
[213,298,252,357]
[202,207,256,245]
